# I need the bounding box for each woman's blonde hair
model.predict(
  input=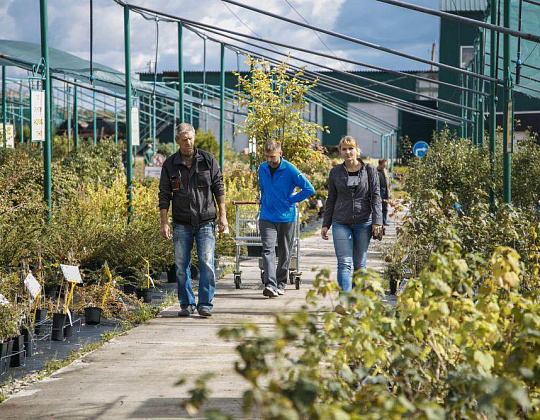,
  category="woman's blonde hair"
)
[338,135,360,151]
